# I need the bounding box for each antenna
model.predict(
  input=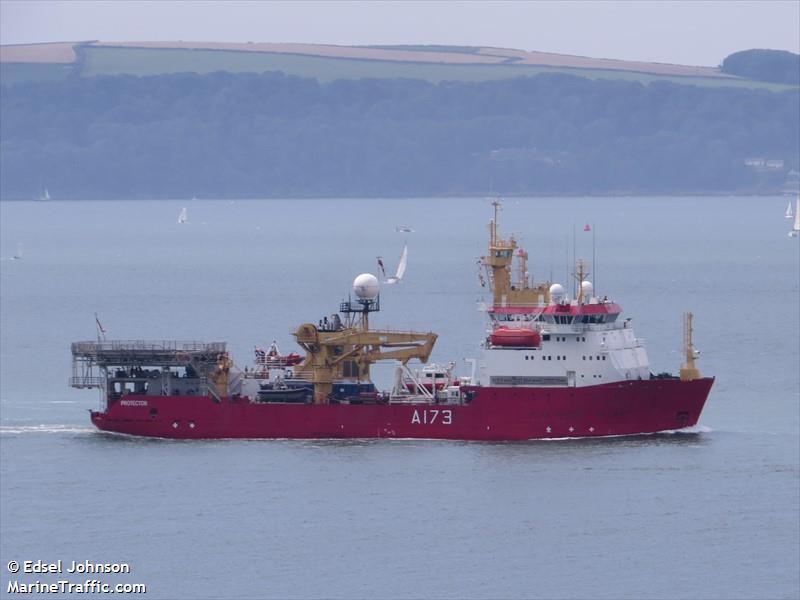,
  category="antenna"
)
[564,233,569,297]
[94,313,107,342]
[572,224,576,298]
[491,197,502,245]
[592,222,596,298]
